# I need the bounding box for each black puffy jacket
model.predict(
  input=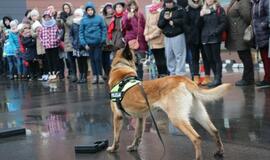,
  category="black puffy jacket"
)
[158,4,188,38]
[200,5,227,44]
